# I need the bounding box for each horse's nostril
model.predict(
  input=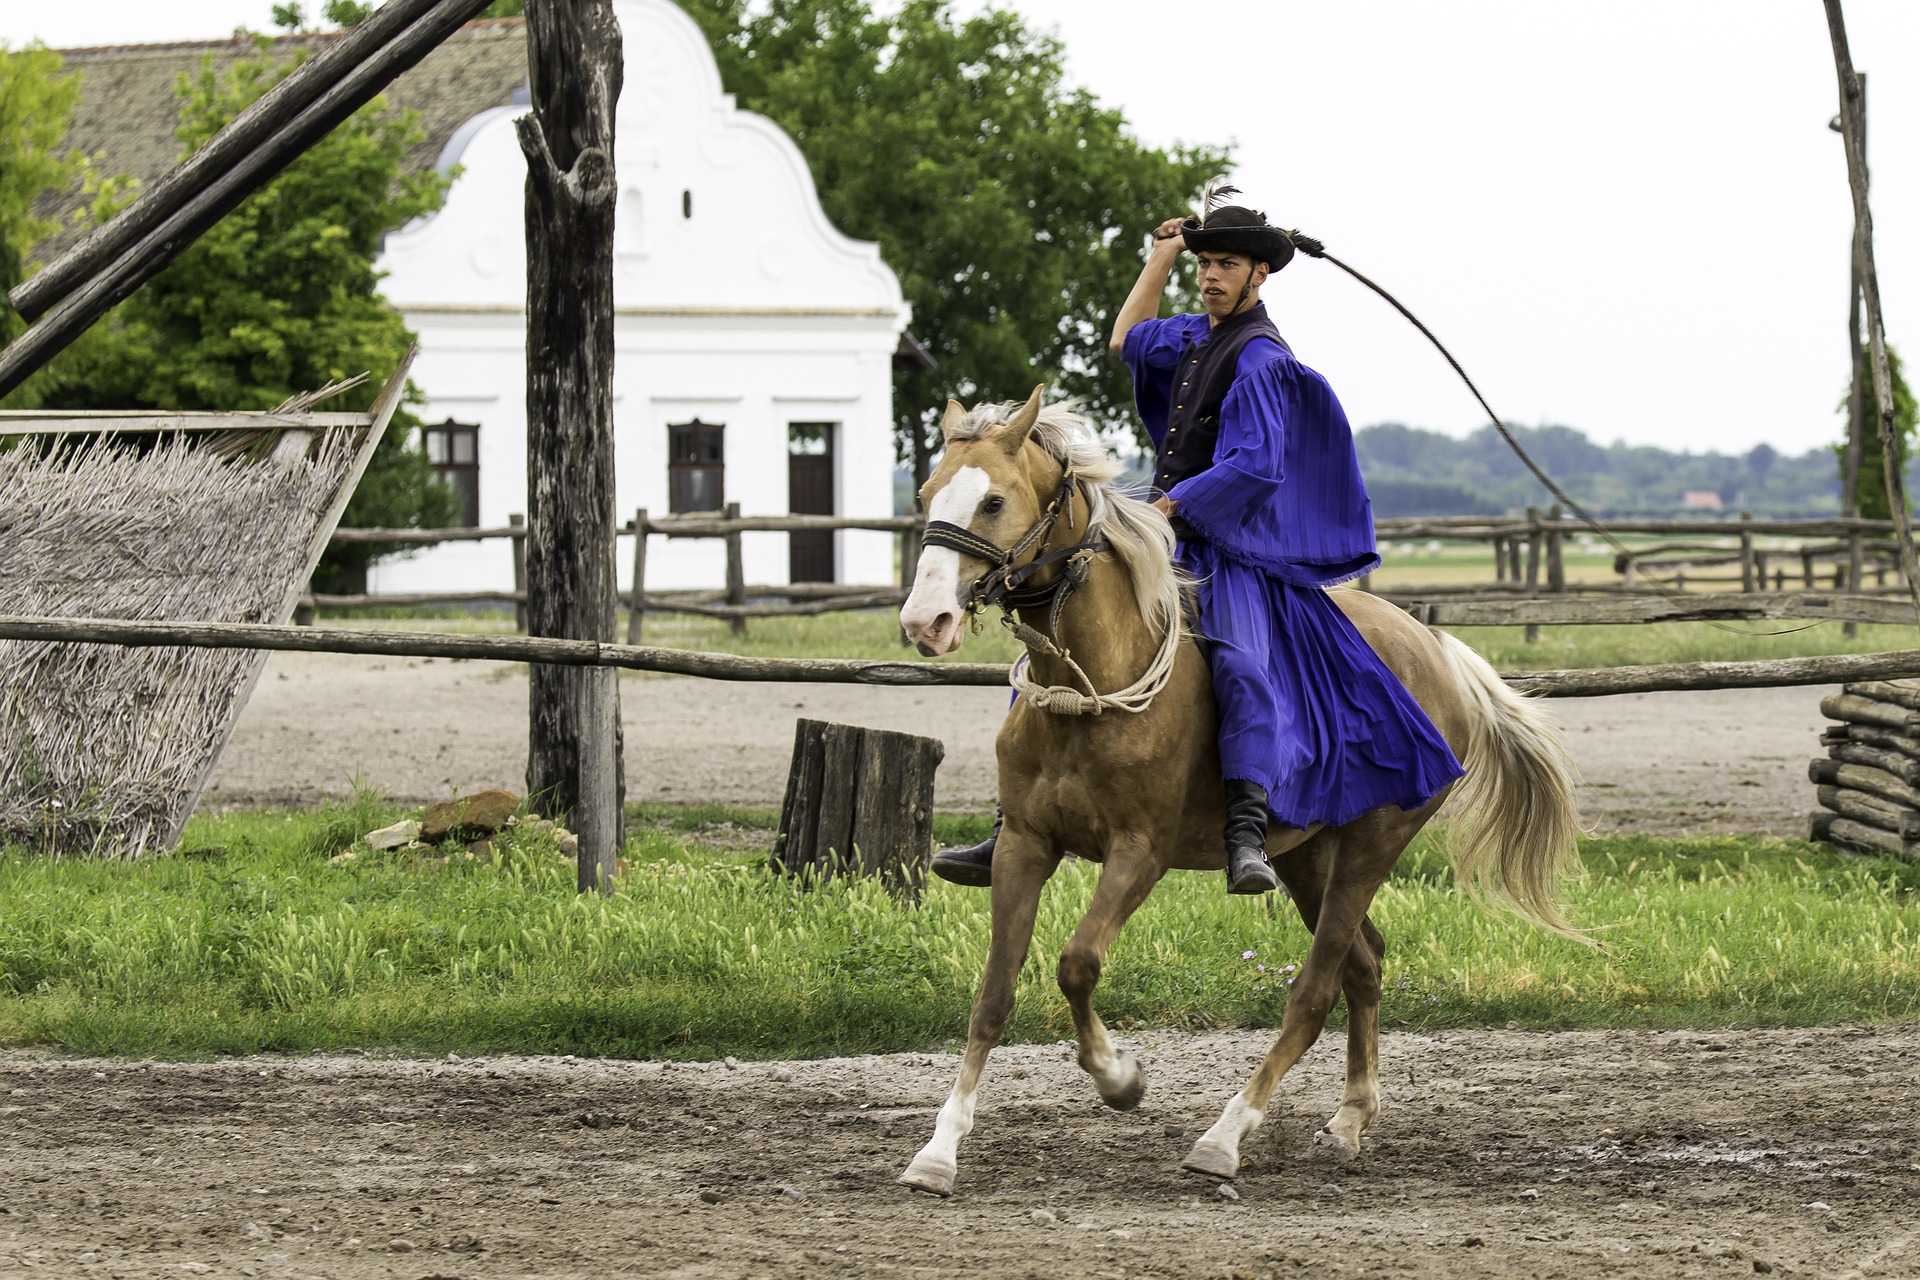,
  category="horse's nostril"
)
[933,612,955,638]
